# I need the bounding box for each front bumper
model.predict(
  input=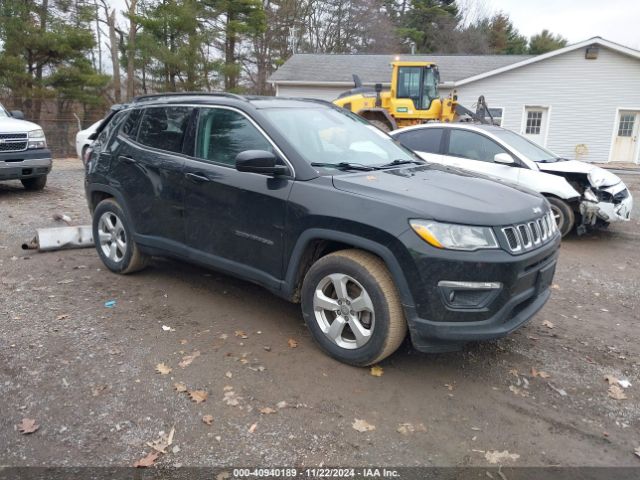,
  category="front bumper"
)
[0,149,52,180]
[398,230,561,352]
[581,182,633,225]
